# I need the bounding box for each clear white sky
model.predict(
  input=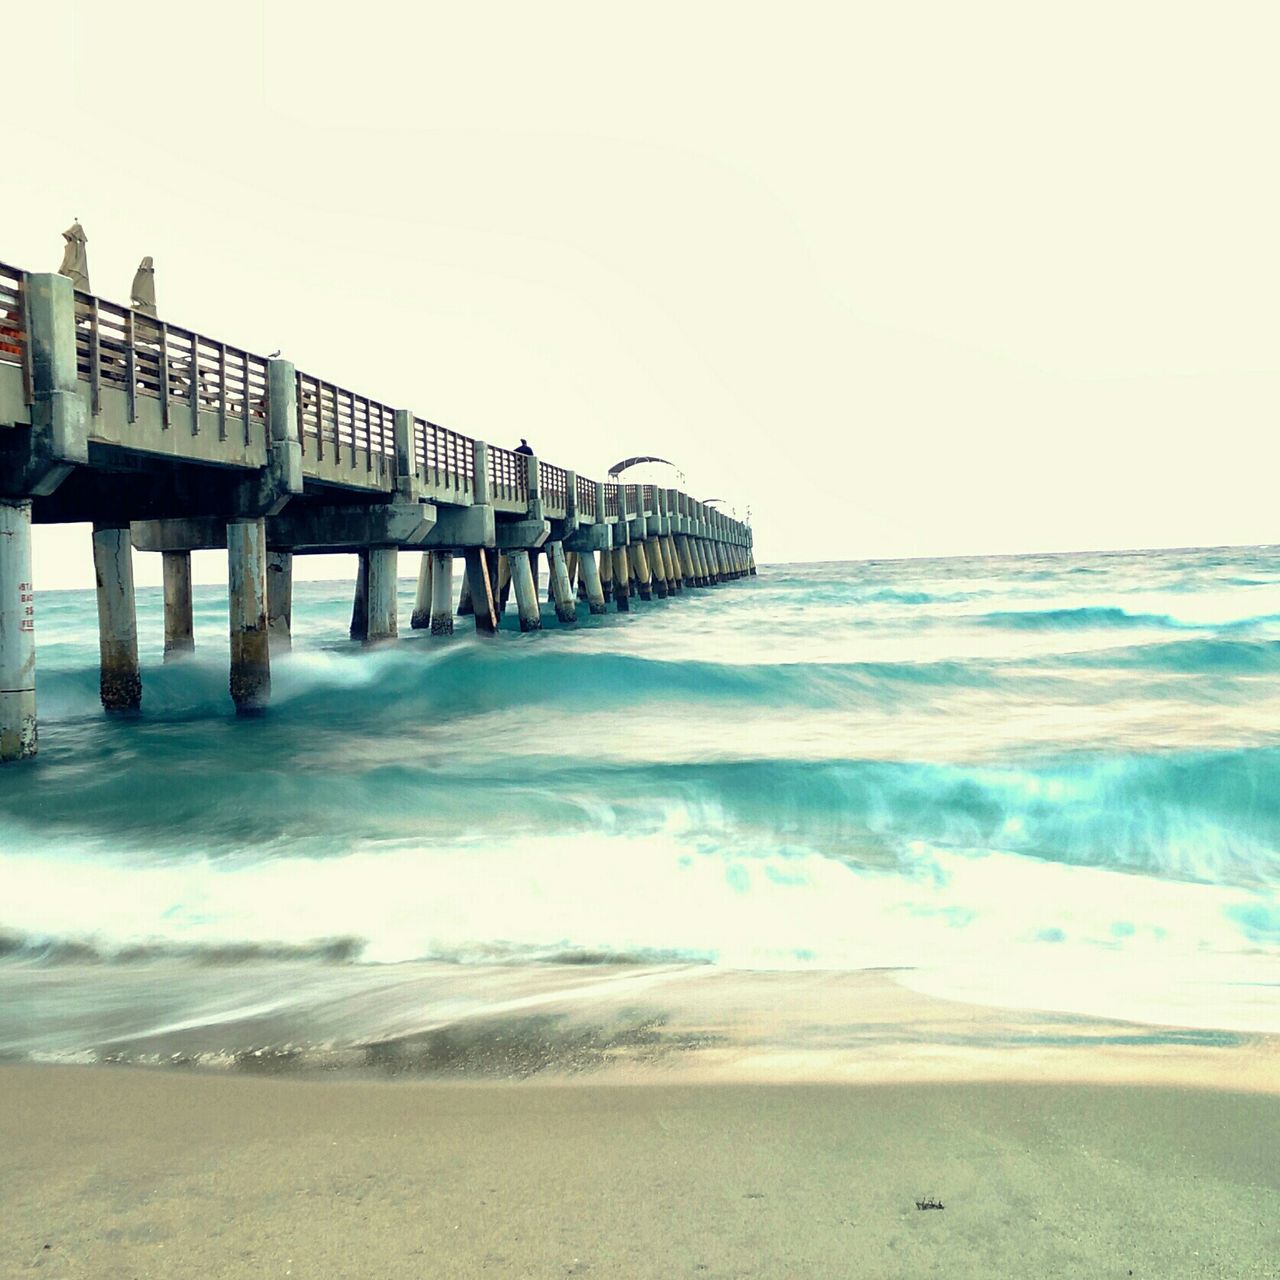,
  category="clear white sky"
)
[9,1,1280,590]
